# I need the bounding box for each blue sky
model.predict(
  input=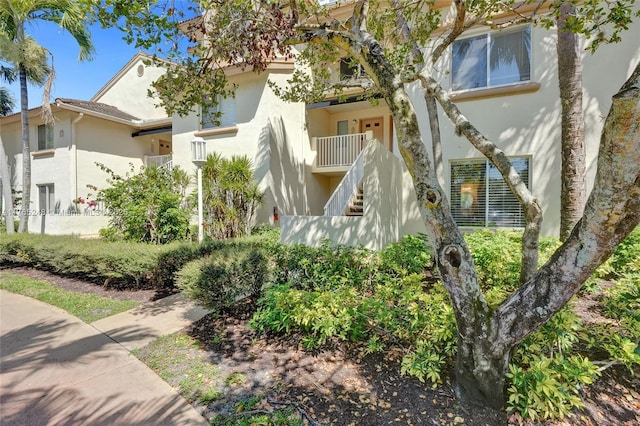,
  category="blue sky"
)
[4,20,143,112]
